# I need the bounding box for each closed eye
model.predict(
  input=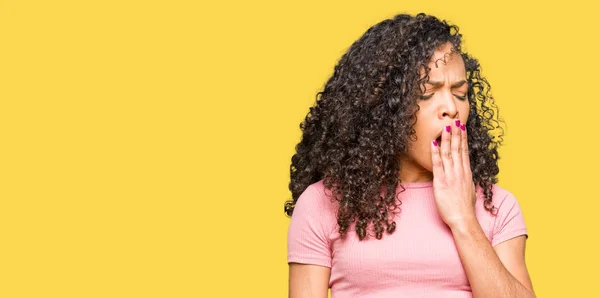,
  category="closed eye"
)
[418,94,467,101]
